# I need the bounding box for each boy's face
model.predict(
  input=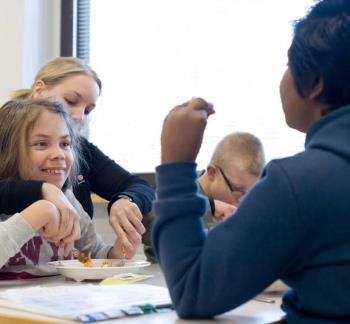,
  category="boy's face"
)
[280,68,322,132]
[208,164,258,206]
[19,110,73,189]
